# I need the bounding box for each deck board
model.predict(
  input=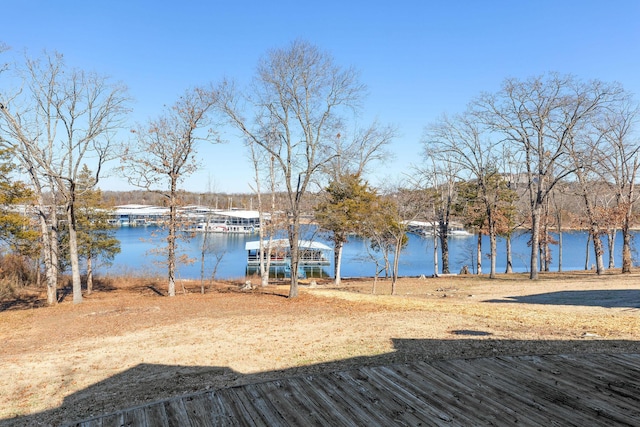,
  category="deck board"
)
[68,353,640,427]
